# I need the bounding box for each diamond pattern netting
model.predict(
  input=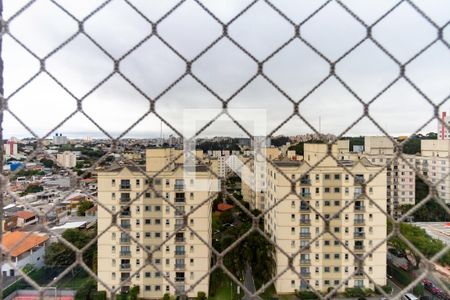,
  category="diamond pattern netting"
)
[1,0,450,299]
